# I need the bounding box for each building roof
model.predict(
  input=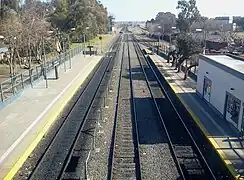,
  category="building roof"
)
[200,54,244,80]
[215,16,231,20]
